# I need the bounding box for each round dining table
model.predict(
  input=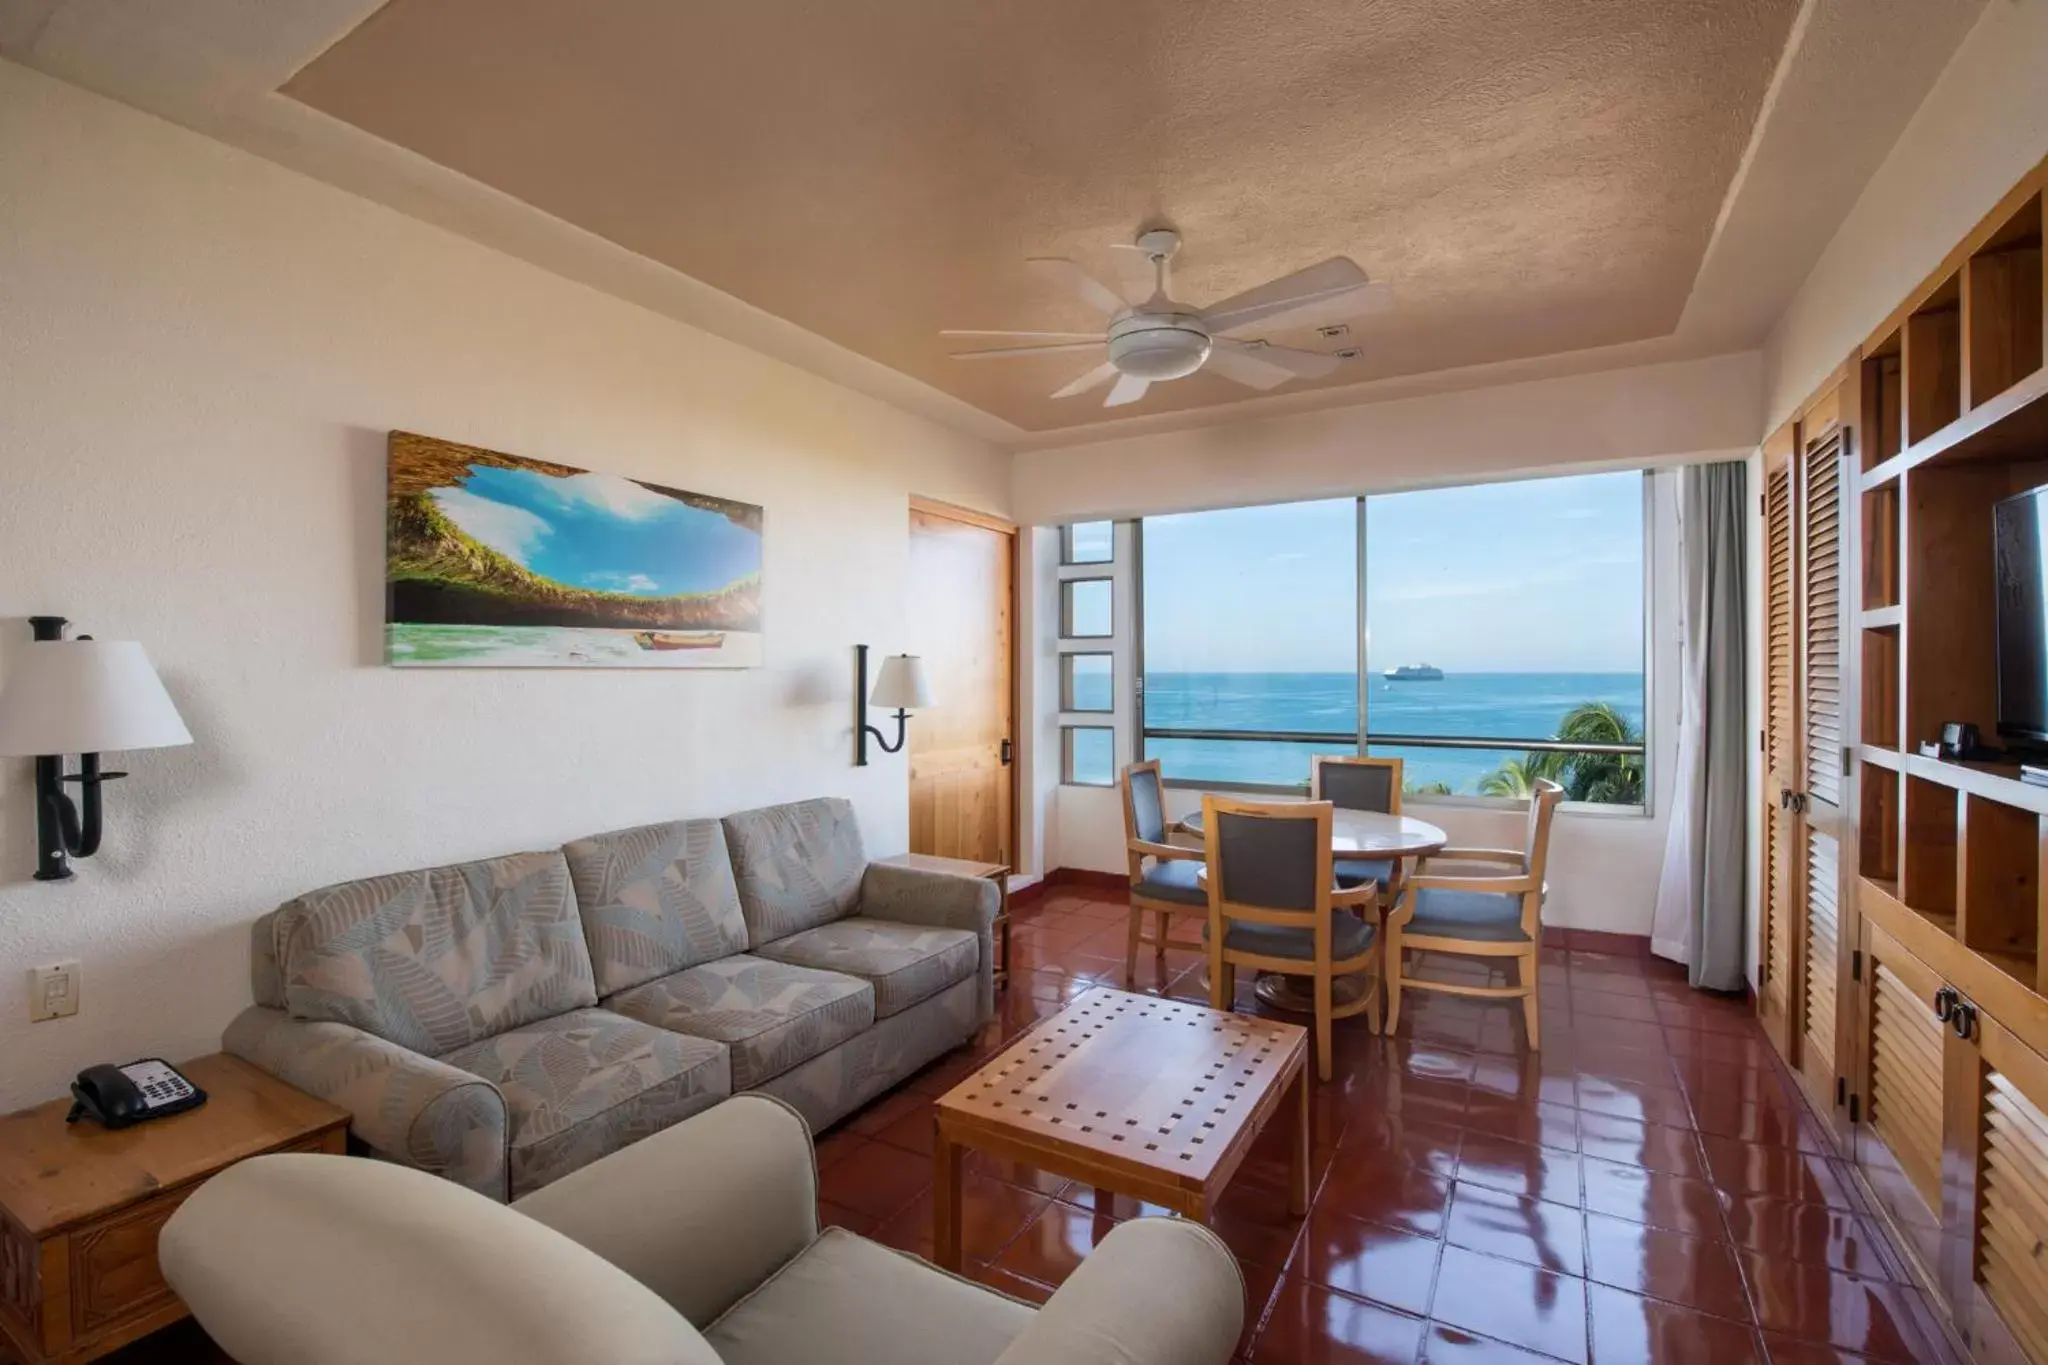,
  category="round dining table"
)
[1177,806,1449,1012]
